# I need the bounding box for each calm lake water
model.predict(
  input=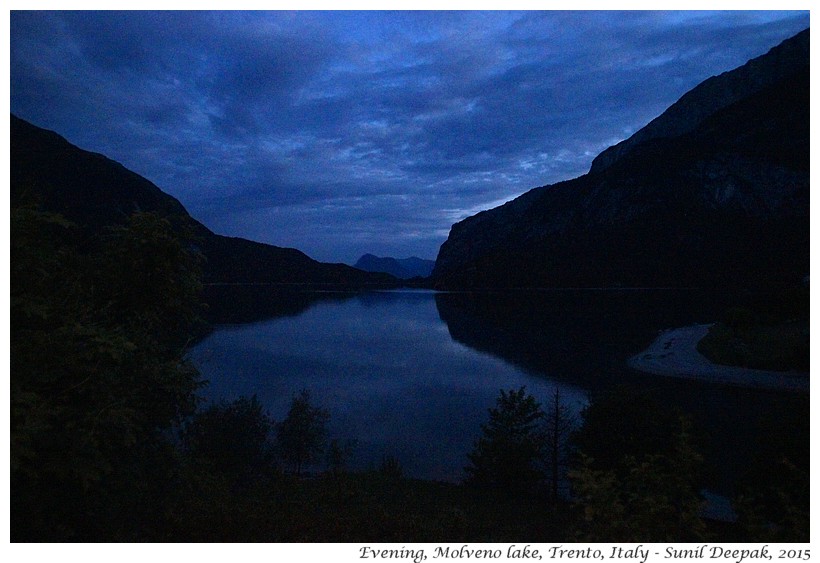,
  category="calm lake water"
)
[189,288,808,489]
